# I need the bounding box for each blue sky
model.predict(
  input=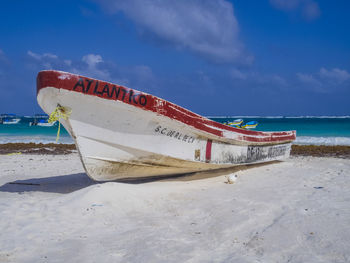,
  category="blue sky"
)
[0,0,349,116]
